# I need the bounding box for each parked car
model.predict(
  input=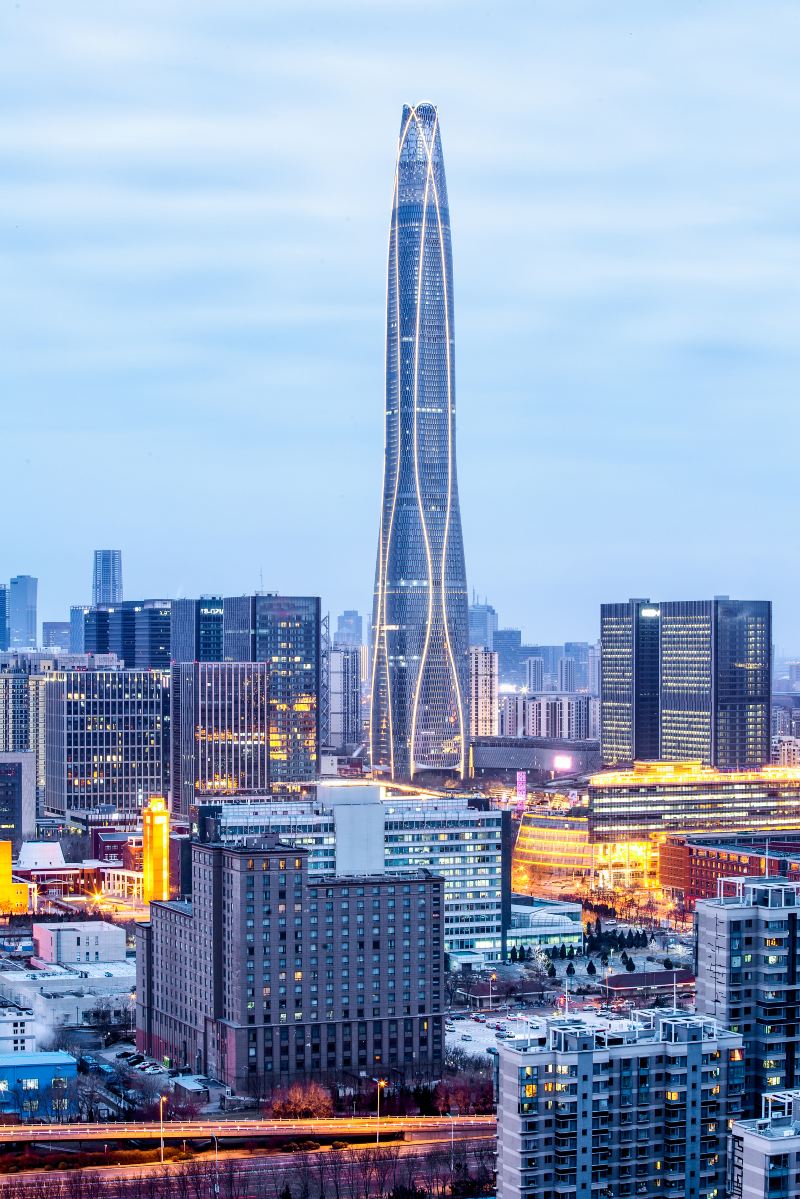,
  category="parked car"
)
[460,1033,473,1042]
[116,1050,135,1060]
